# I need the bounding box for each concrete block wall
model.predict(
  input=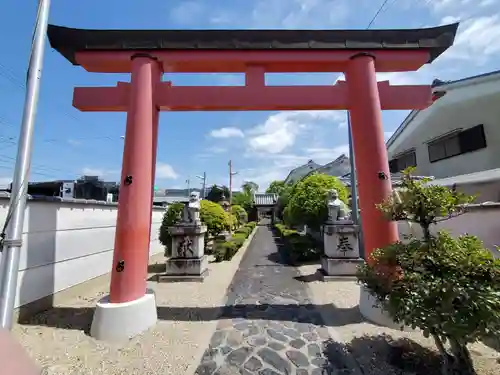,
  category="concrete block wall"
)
[0,196,165,309]
[397,203,500,258]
